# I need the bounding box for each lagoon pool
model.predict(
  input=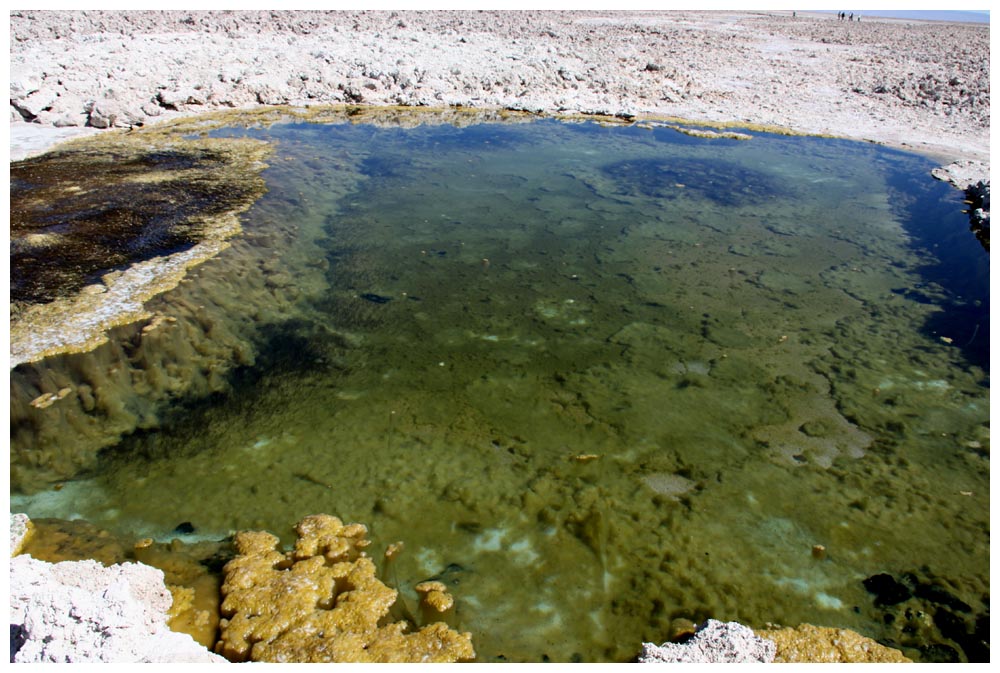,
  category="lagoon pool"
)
[10,112,989,662]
